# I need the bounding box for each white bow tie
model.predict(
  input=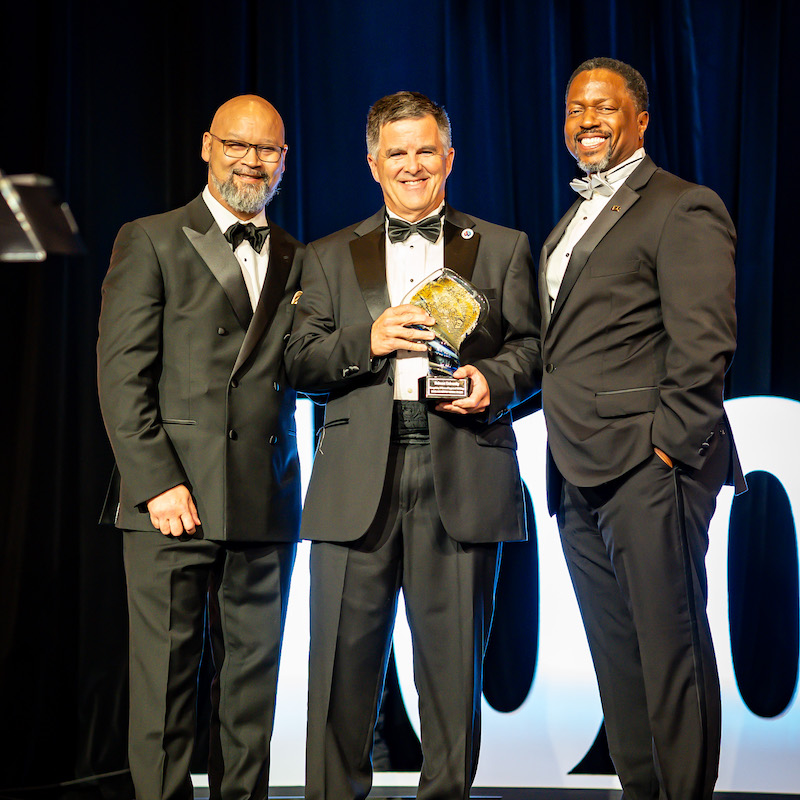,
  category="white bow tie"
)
[569,173,615,200]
